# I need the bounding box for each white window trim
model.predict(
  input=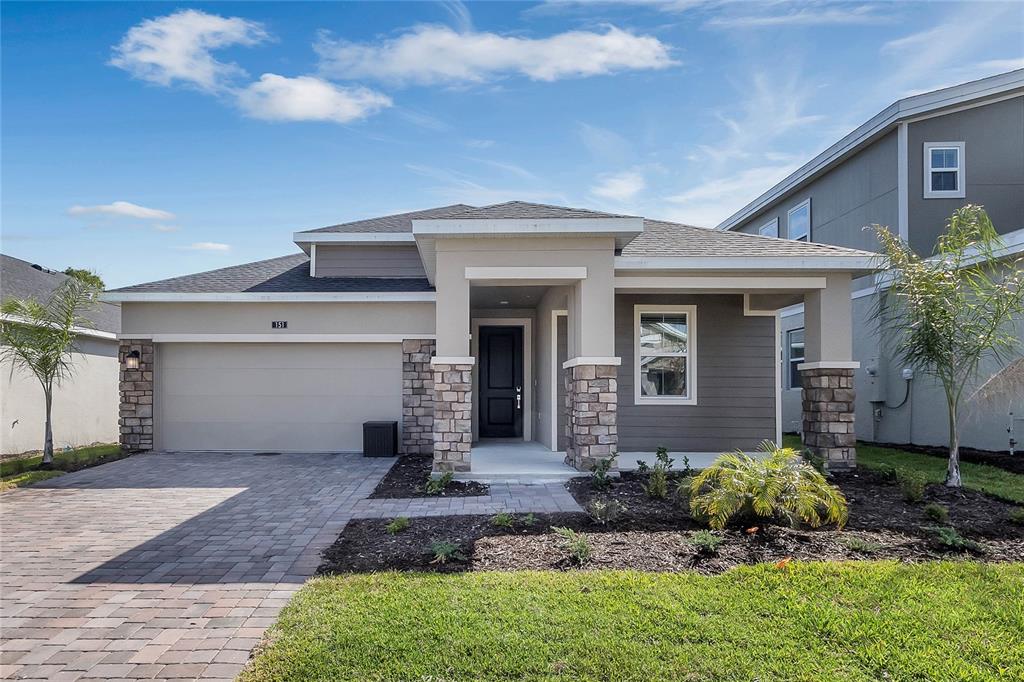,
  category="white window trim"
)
[786,327,805,390]
[923,141,965,199]
[634,304,697,406]
[757,217,779,238]
[787,199,811,242]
